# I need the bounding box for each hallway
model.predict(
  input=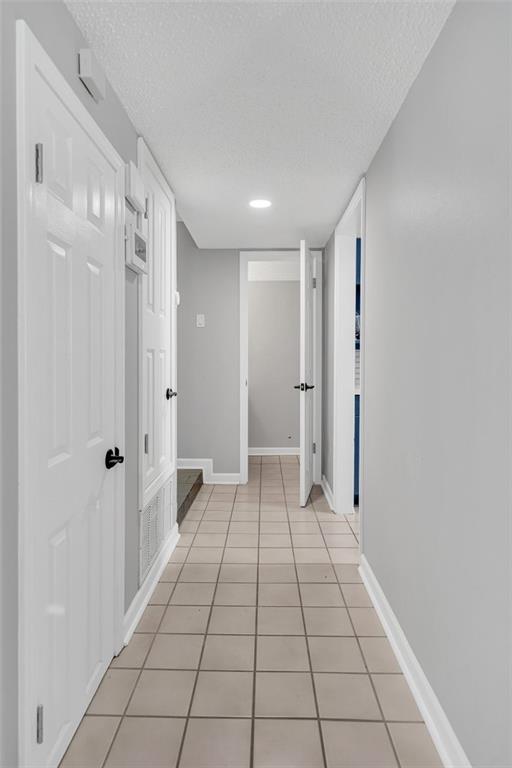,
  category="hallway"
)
[61,456,440,768]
